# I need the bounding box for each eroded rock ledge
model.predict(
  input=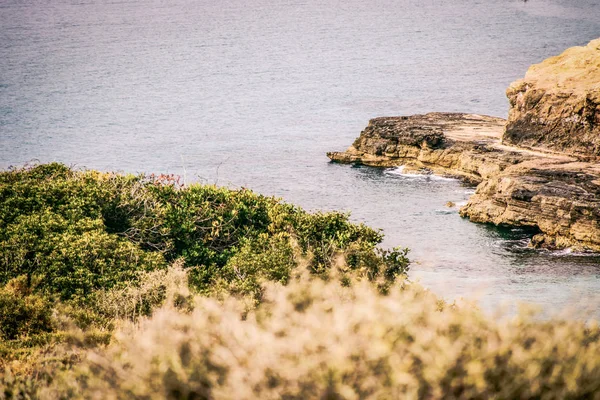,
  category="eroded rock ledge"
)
[327,113,600,251]
[504,38,600,159]
[328,39,600,252]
